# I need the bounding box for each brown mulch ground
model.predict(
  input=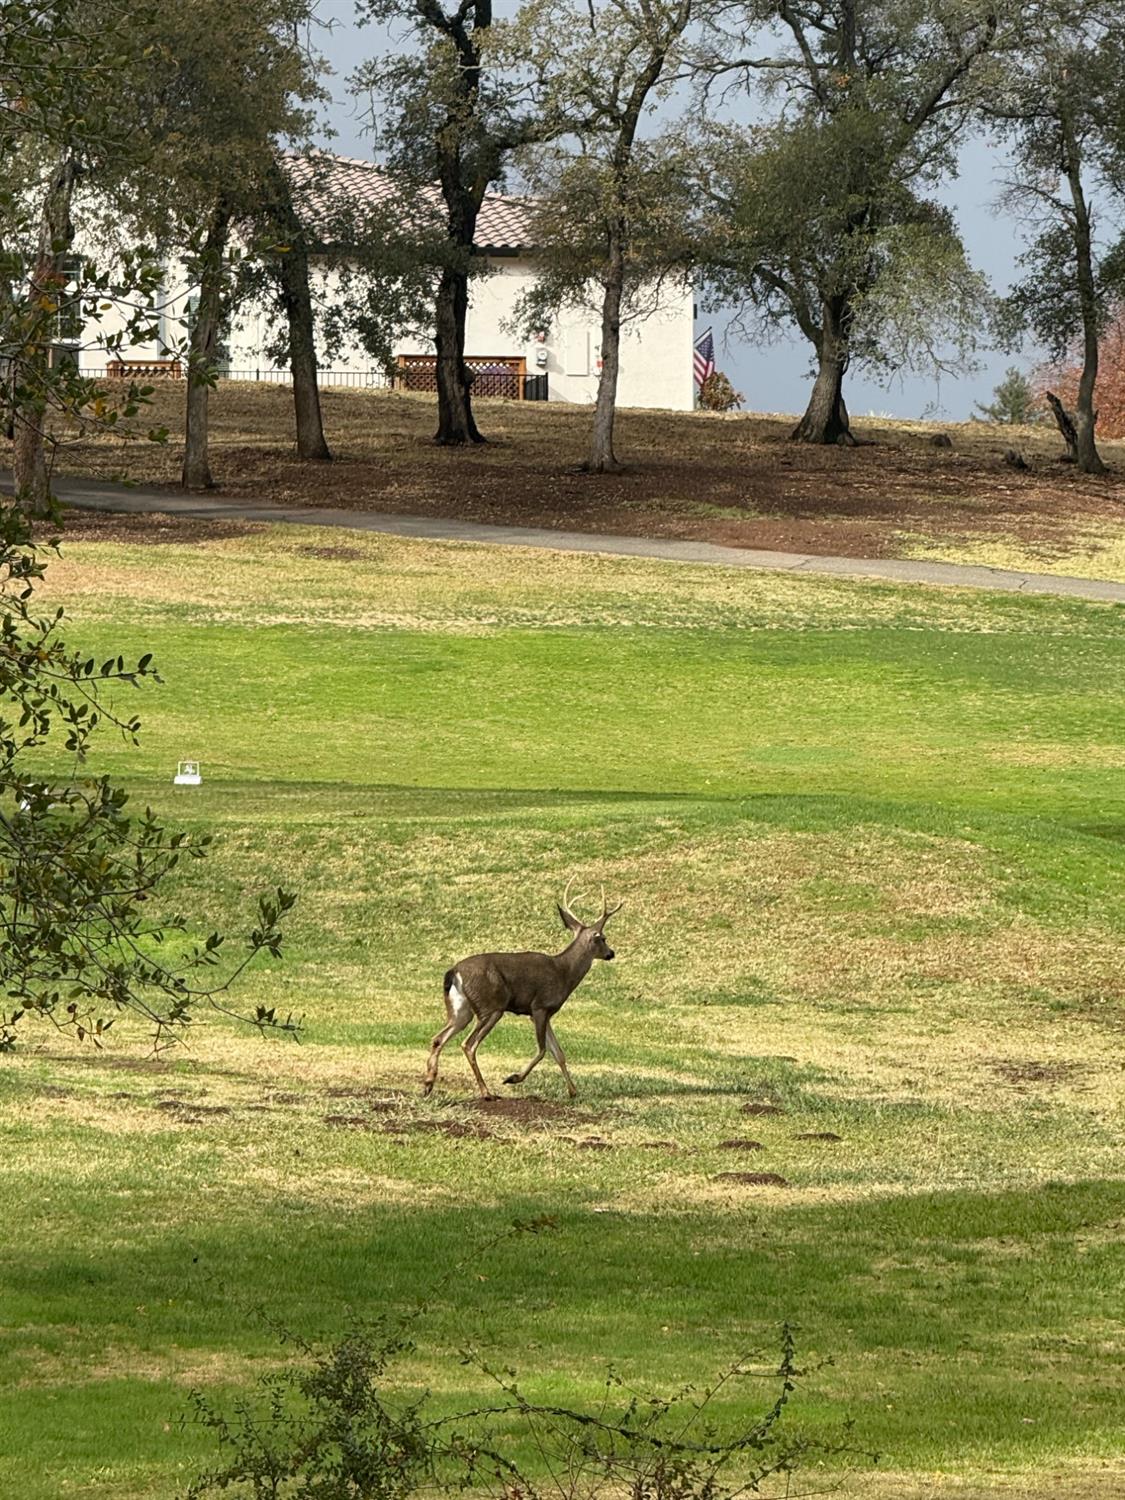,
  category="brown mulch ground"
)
[51,509,264,546]
[23,382,1125,562]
